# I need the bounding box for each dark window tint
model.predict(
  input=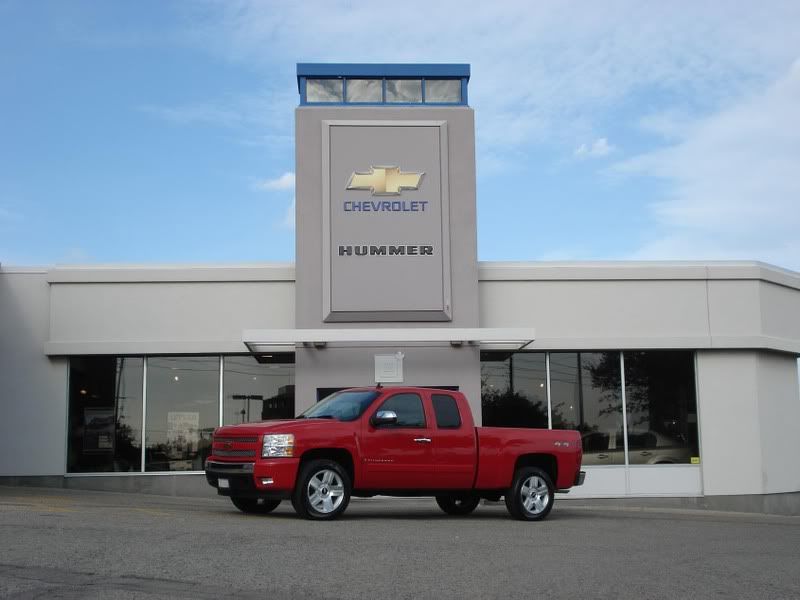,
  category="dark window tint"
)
[145,357,219,472]
[377,393,425,427]
[624,351,699,464]
[481,352,548,428]
[68,357,143,473]
[301,390,379,421]
[581,431,610,453]
[432,394,461,428]
[223,356,294,424]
